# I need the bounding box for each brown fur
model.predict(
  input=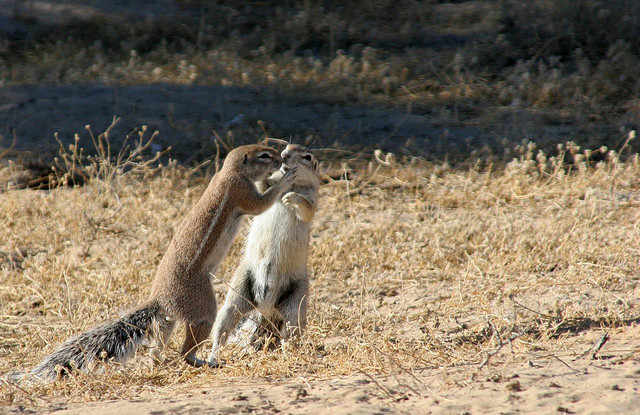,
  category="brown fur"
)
[148,144,298,366]
[26,145,296,380]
